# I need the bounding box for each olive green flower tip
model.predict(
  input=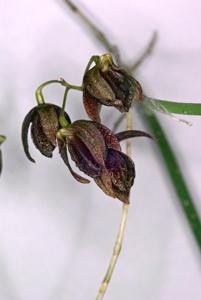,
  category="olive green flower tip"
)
[0,135,6,145]
[98,53,113,72]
